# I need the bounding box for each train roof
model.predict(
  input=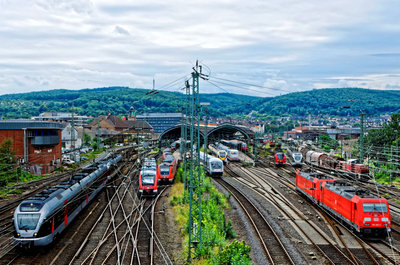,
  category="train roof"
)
[298,171,334,182]
[163,154,175,162]
[324,181,377,200]
[141,170,156,176]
